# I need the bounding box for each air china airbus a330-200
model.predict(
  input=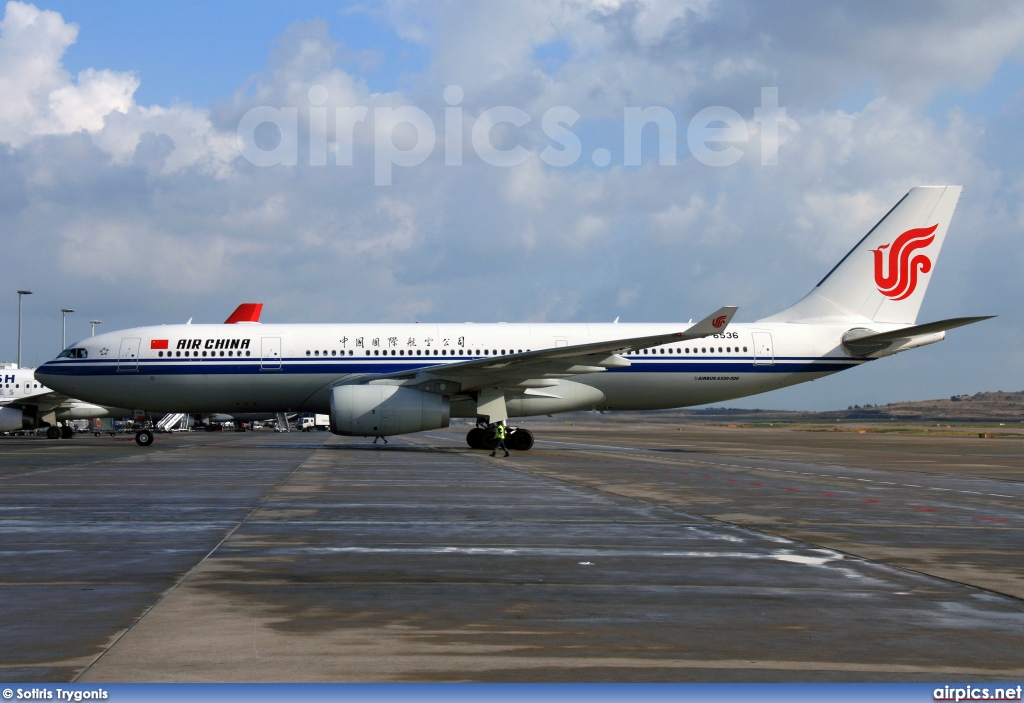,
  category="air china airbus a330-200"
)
[37,186,992,447]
